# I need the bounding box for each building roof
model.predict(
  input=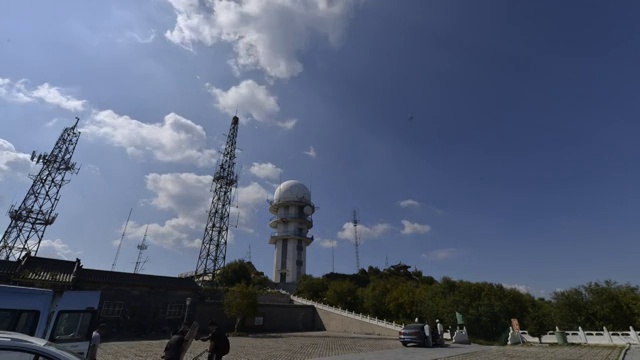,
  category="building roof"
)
[77,268,200,290]
[11,256,79,285]
[0,254,199,291]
